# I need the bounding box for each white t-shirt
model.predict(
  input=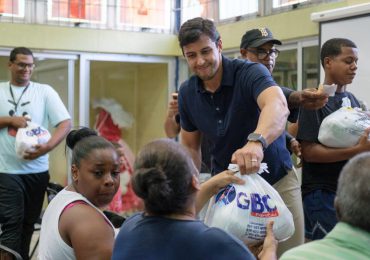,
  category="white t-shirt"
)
[38,189,117,260]
[0,81,70,174]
